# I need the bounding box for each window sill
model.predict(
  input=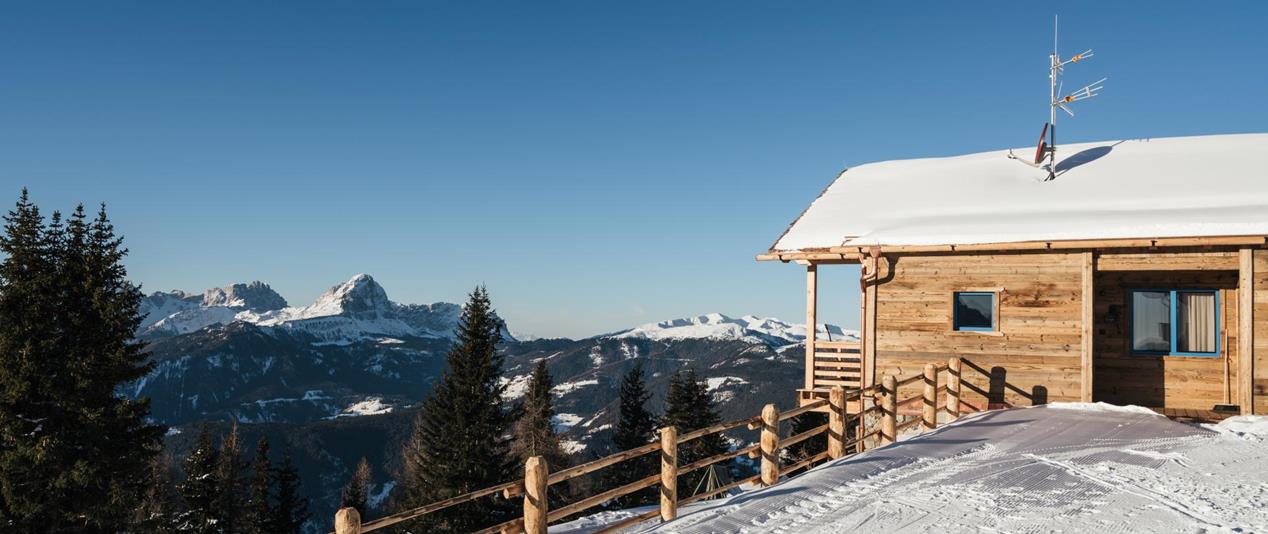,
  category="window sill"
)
[950,329,1004,337]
